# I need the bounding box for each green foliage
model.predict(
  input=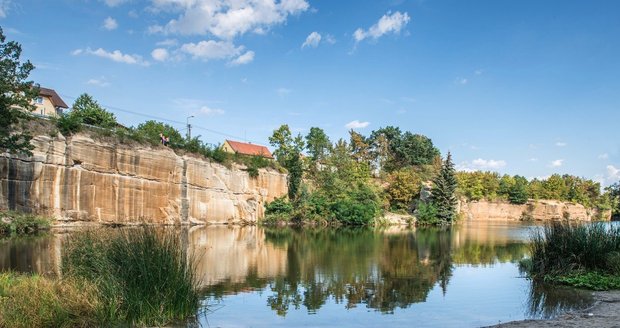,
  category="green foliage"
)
[431,152,458,223]
[605,182,620,218]
[286,151,303,201]
[265,197,294,216]
[508,176,529,204]
[53,112,83,135]
[134,120,184,147]
[0,27,37,156]
[416,201,440,225]
[243,155,270,178]
[62,228,200,326]
[0,210,50,235]
[368,126,440,172]
[305,127,331,161]
[543,272,620,291]
[385,168,421,211]
[70,93,117,129]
